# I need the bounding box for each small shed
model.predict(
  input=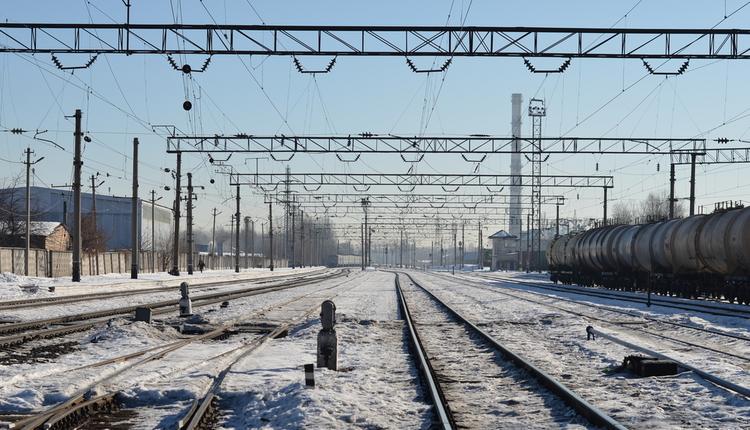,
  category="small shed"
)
[0,222,71,251]
[489,230,518,271]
